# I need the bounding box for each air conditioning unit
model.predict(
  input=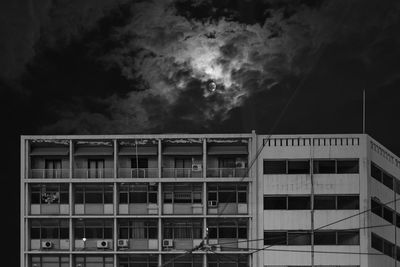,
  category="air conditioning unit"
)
[42,241,53,249]
[208,200,218,207]
[235,161,246,168]
[97,240,109,249]
[162,239,174,248]
[117,239,129,248]
[192,164,202,171]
